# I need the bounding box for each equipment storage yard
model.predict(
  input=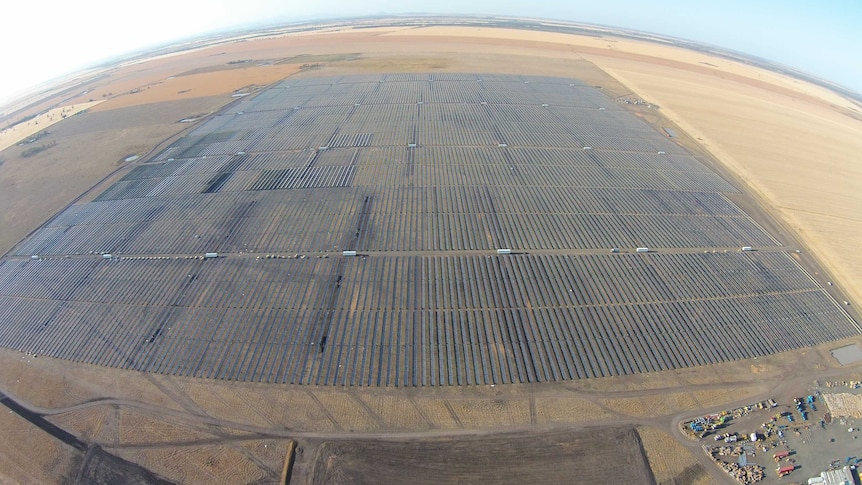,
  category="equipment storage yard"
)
[684,382,862,484]
[0,74,857,388]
